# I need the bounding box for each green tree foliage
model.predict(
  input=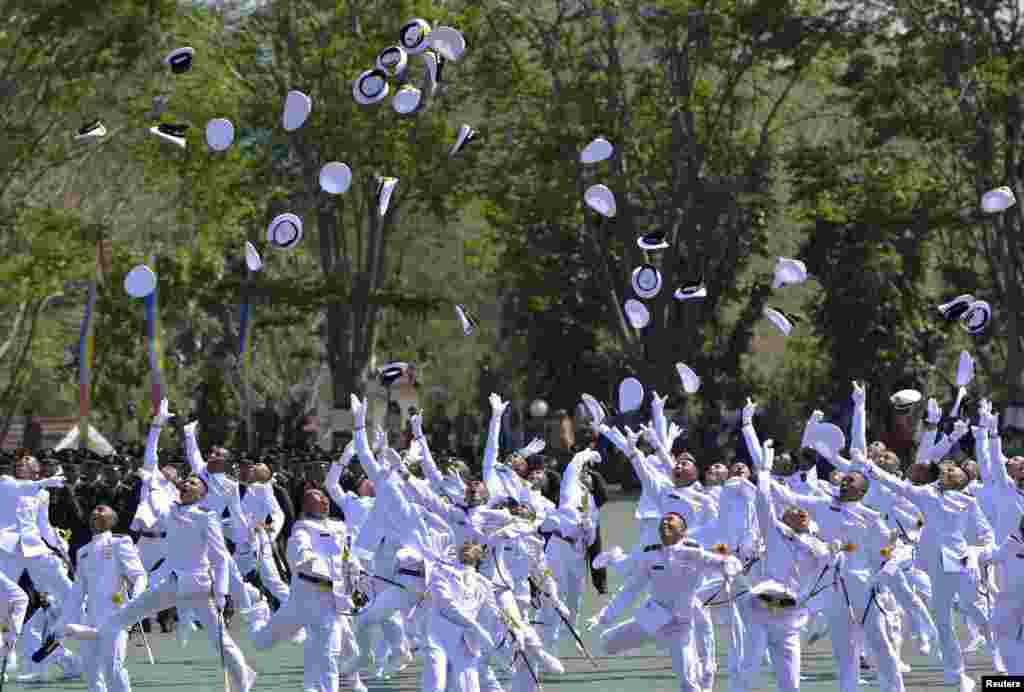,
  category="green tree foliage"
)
[473,0,880,447]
